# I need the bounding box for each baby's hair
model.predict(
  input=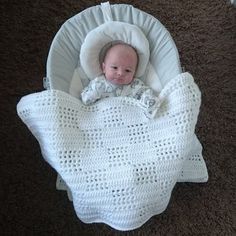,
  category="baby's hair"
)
[99,41,139,69]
